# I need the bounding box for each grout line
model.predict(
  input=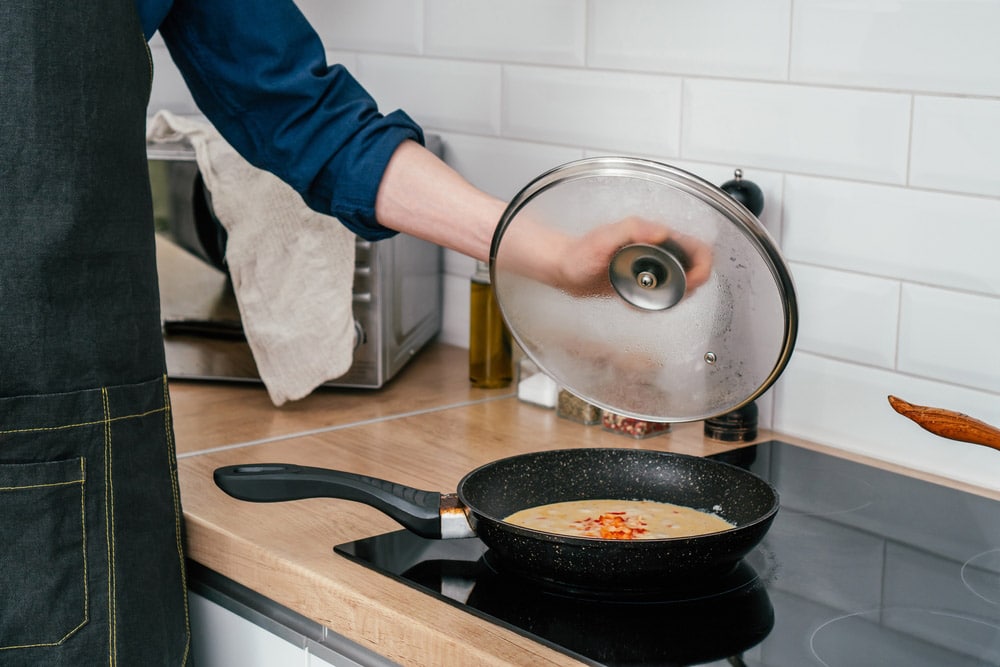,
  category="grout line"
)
[176,394,515,460]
